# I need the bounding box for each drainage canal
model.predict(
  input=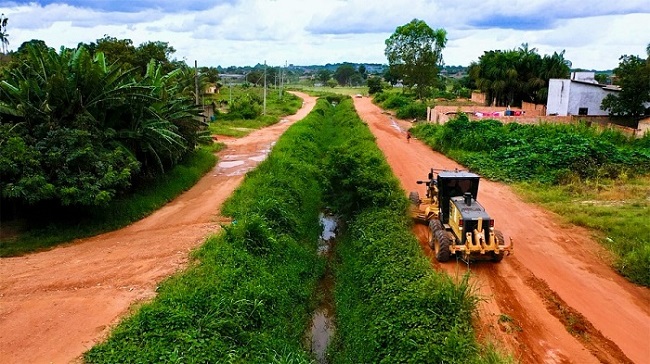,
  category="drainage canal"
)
[307,212,338,364]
